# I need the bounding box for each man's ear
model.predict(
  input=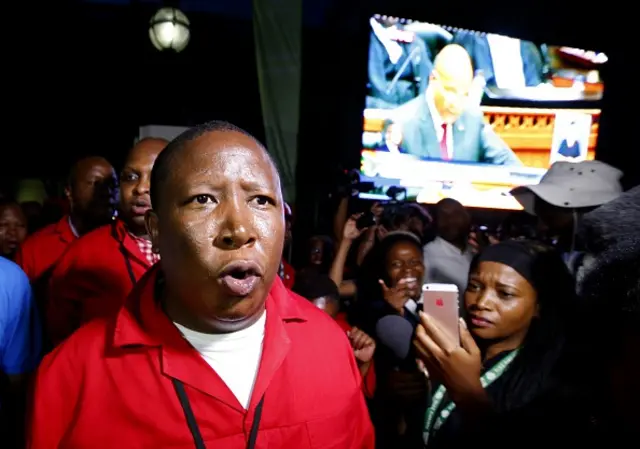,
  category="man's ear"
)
[145,209,160,254]
[64,186,73,208]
